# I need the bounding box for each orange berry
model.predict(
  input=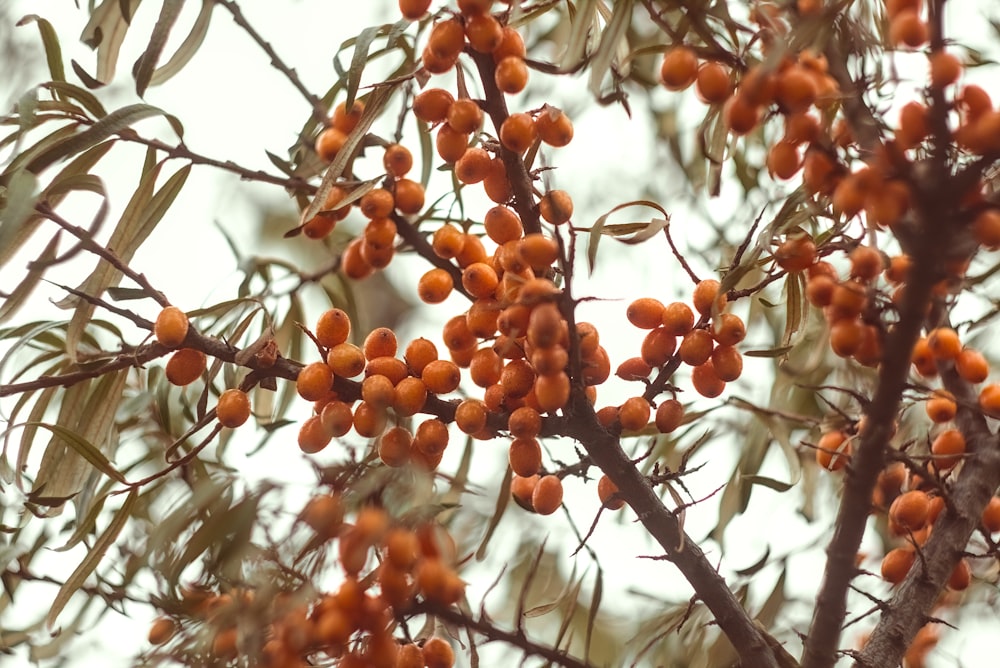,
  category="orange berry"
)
[775,65,818,113]
[880,547,915,584]
[422,359,462,395]
[973,209,1000,249]
[394,178,426,214]
[353,401,388,437]
[148,617,177,645]
[582,345,611,386]
[436,124,470,162]
[713,313,746,346]
[679,329,714,366]
[360,188,394,219]
[816,430,851,471]
[298,415,332,453]
[342,238,374,280]
[469,347,503,387]
[509,437,542,476]
[165,348,206,386]
[931,428,966,470]
[217,389,251,428]
[534,372,570,412]
[802,148,837,194]
[979,383,1000,415]
[662,302,695,336]
[724,93,760,134]
[711,345,743,382]
[379,426,413,467]
[655,399,684,433]
[889,9,928,47]
[806,275,836,307]
[926,327,961,360]
[692,279,726,315]
[495,56,529,94]
[418,268,455,304]
[948,558,971,590]
[527,302,563,349]
[538,190,573,225]
[297,361,335,402]
[618,396,651,431]
[519,234,559,270]
[626,297,665,329]
[500,113,537,154]
[534,105,574,147]
[531,474,564,515]
[443,313,477,351]
[361,329,395,361]
[890,490,930,532]
[911,337,938,378]
[331,100,365,133]
[414,418,449,456]
[598,475,625,510]
[327,342,366,377]
[925,391,957,423]
[432,224,466,259]
[315,126,347,162]
[660,46,698,91]
[422,637,456,668]
[616,356,652,381]
[531,345,568,376]
[321,400,354,437]
[454,146,492,184]
[929,51,962,89]
[361,373,396,409]
[405,338,439,376]
[774,235,816,272]
[447,98,484,134]
[393,376,428,416]
[695,61,732,104]
[982,497,1000,533]
[956,348,989,383]
[457,233,488,267]
[413,87,454,123]
[640,327,677,366]
[849,245,884,281]
[316,308,351,348]
[465,12,503,52]
[783,112,820,145]
[508,406,541,439]
[484,206,523,244]
[493,26,526,62]
[462,262,500,299]
[691,360,726,398]
[455,399,488,435]
[154,306,189,348]
[427,18,464,59]
[483,157,513,203]
[767,141,801,180]
[468,298,501,338]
